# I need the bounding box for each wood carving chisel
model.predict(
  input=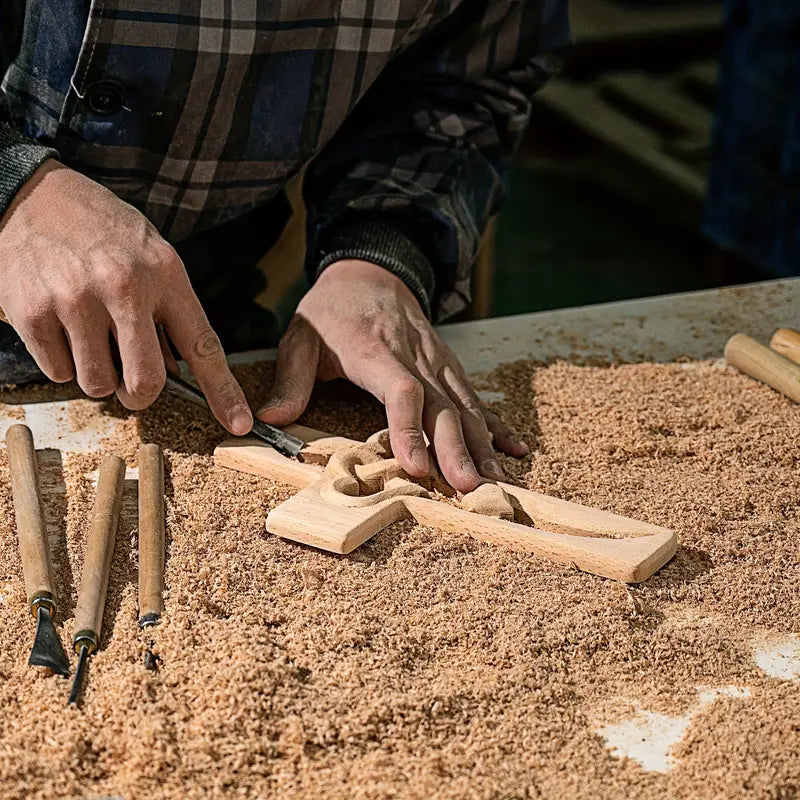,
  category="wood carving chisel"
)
[163,374,303,457]
[5,425,70,676]
[68,455,126,706]
[138,444,165,671]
